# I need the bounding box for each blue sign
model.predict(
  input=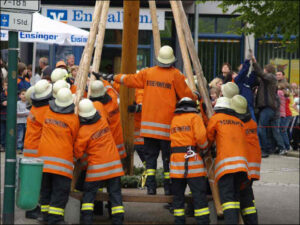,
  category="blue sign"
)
[47,9,68,22]
[0,14,9,27]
